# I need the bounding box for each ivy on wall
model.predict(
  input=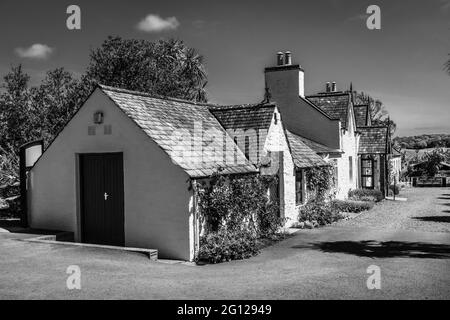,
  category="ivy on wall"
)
[305,165,336,201]
[196,174,283,239]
